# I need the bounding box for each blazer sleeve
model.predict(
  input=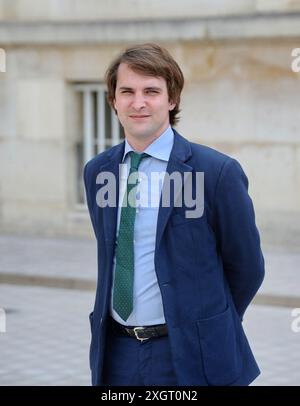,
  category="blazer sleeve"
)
[214,158,265,319]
